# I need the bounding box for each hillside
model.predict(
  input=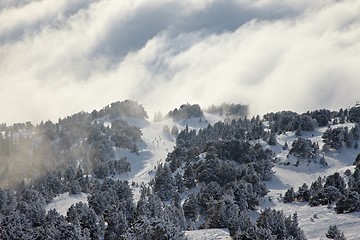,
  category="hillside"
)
[1,102,360,239]
[263,122,359,239]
